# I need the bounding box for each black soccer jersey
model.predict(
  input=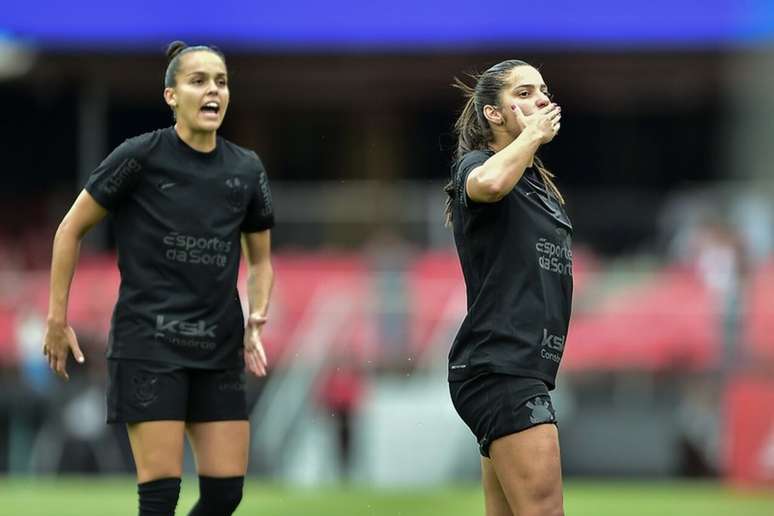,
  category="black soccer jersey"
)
[448,150,573,389]
[85,127,274,369]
